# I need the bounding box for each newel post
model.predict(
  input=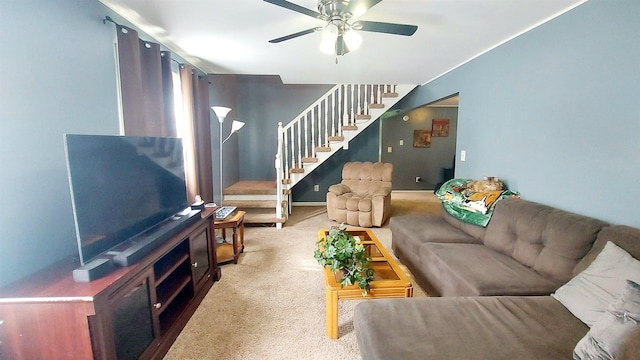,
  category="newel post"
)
[276,122,284,222]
